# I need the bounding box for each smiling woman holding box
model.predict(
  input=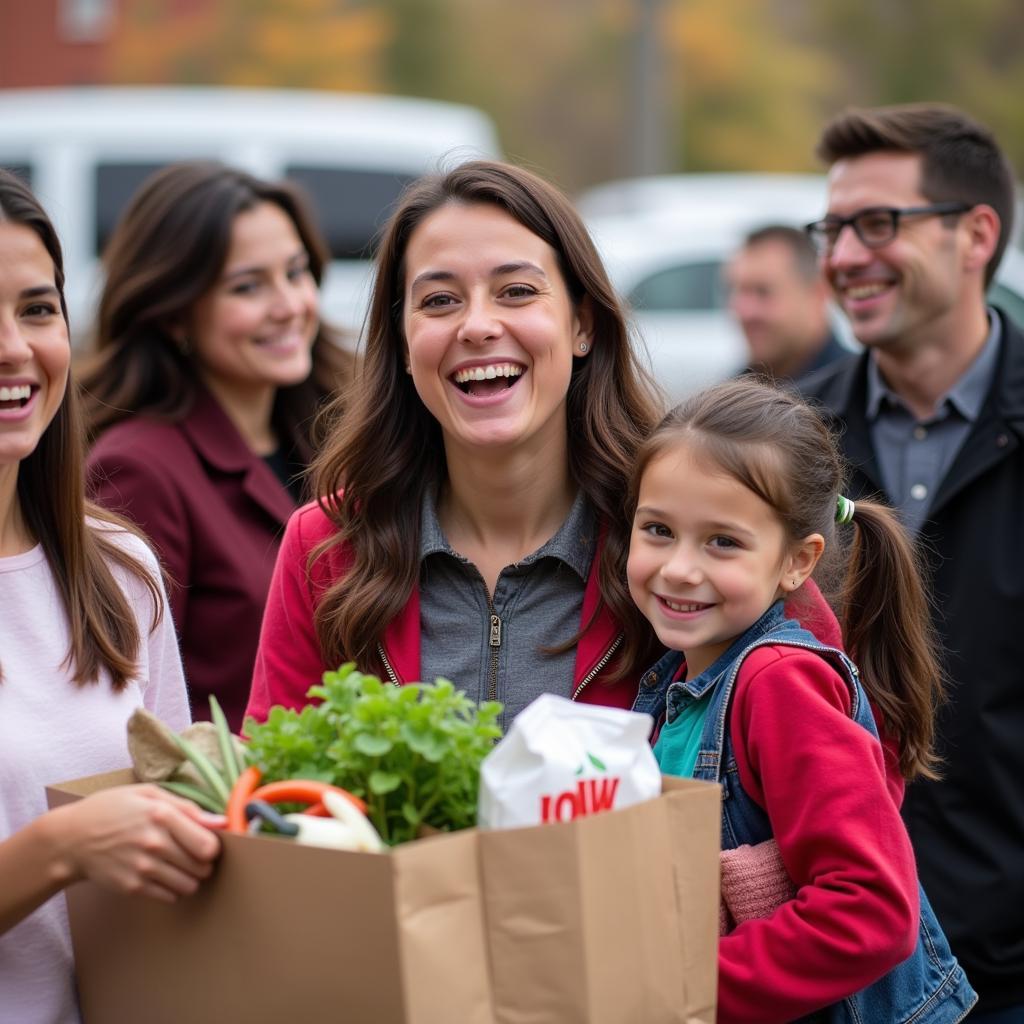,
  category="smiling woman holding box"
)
[0,169,221,1024]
